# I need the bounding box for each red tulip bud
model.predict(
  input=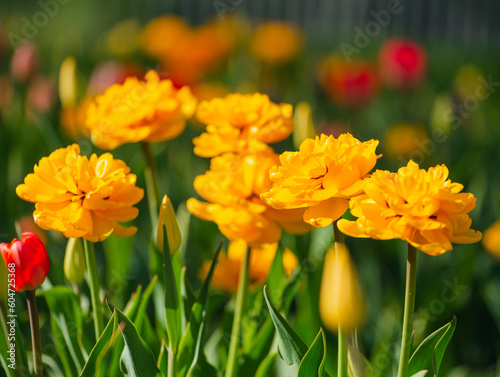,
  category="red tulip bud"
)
[1,232,49,292]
